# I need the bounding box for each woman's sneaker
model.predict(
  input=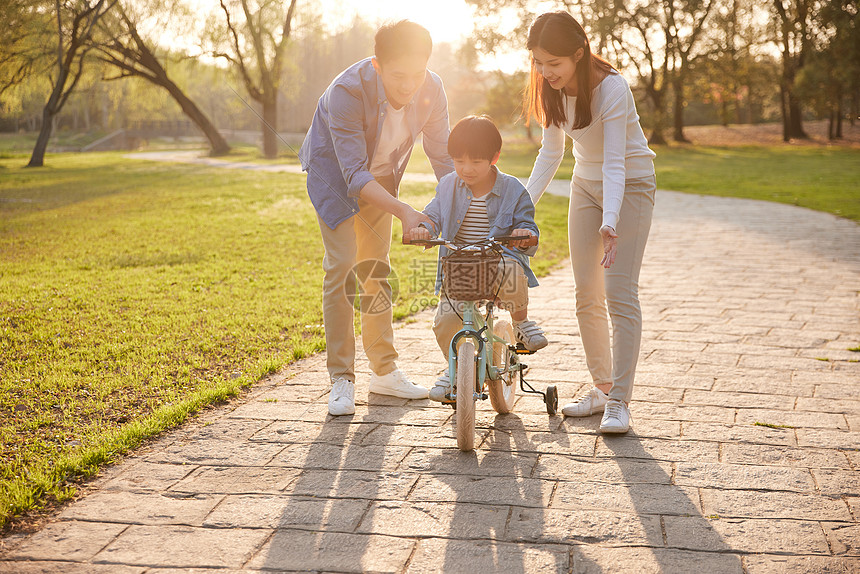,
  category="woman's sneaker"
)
[514,320,548,351]
[429,369,450,402]
[328,377,355,416]
[599,399,631,433]
[561,386,608,417]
